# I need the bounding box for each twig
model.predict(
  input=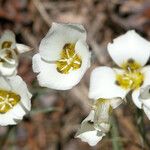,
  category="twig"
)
[33,0,51,26]
[29,107,62,116]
